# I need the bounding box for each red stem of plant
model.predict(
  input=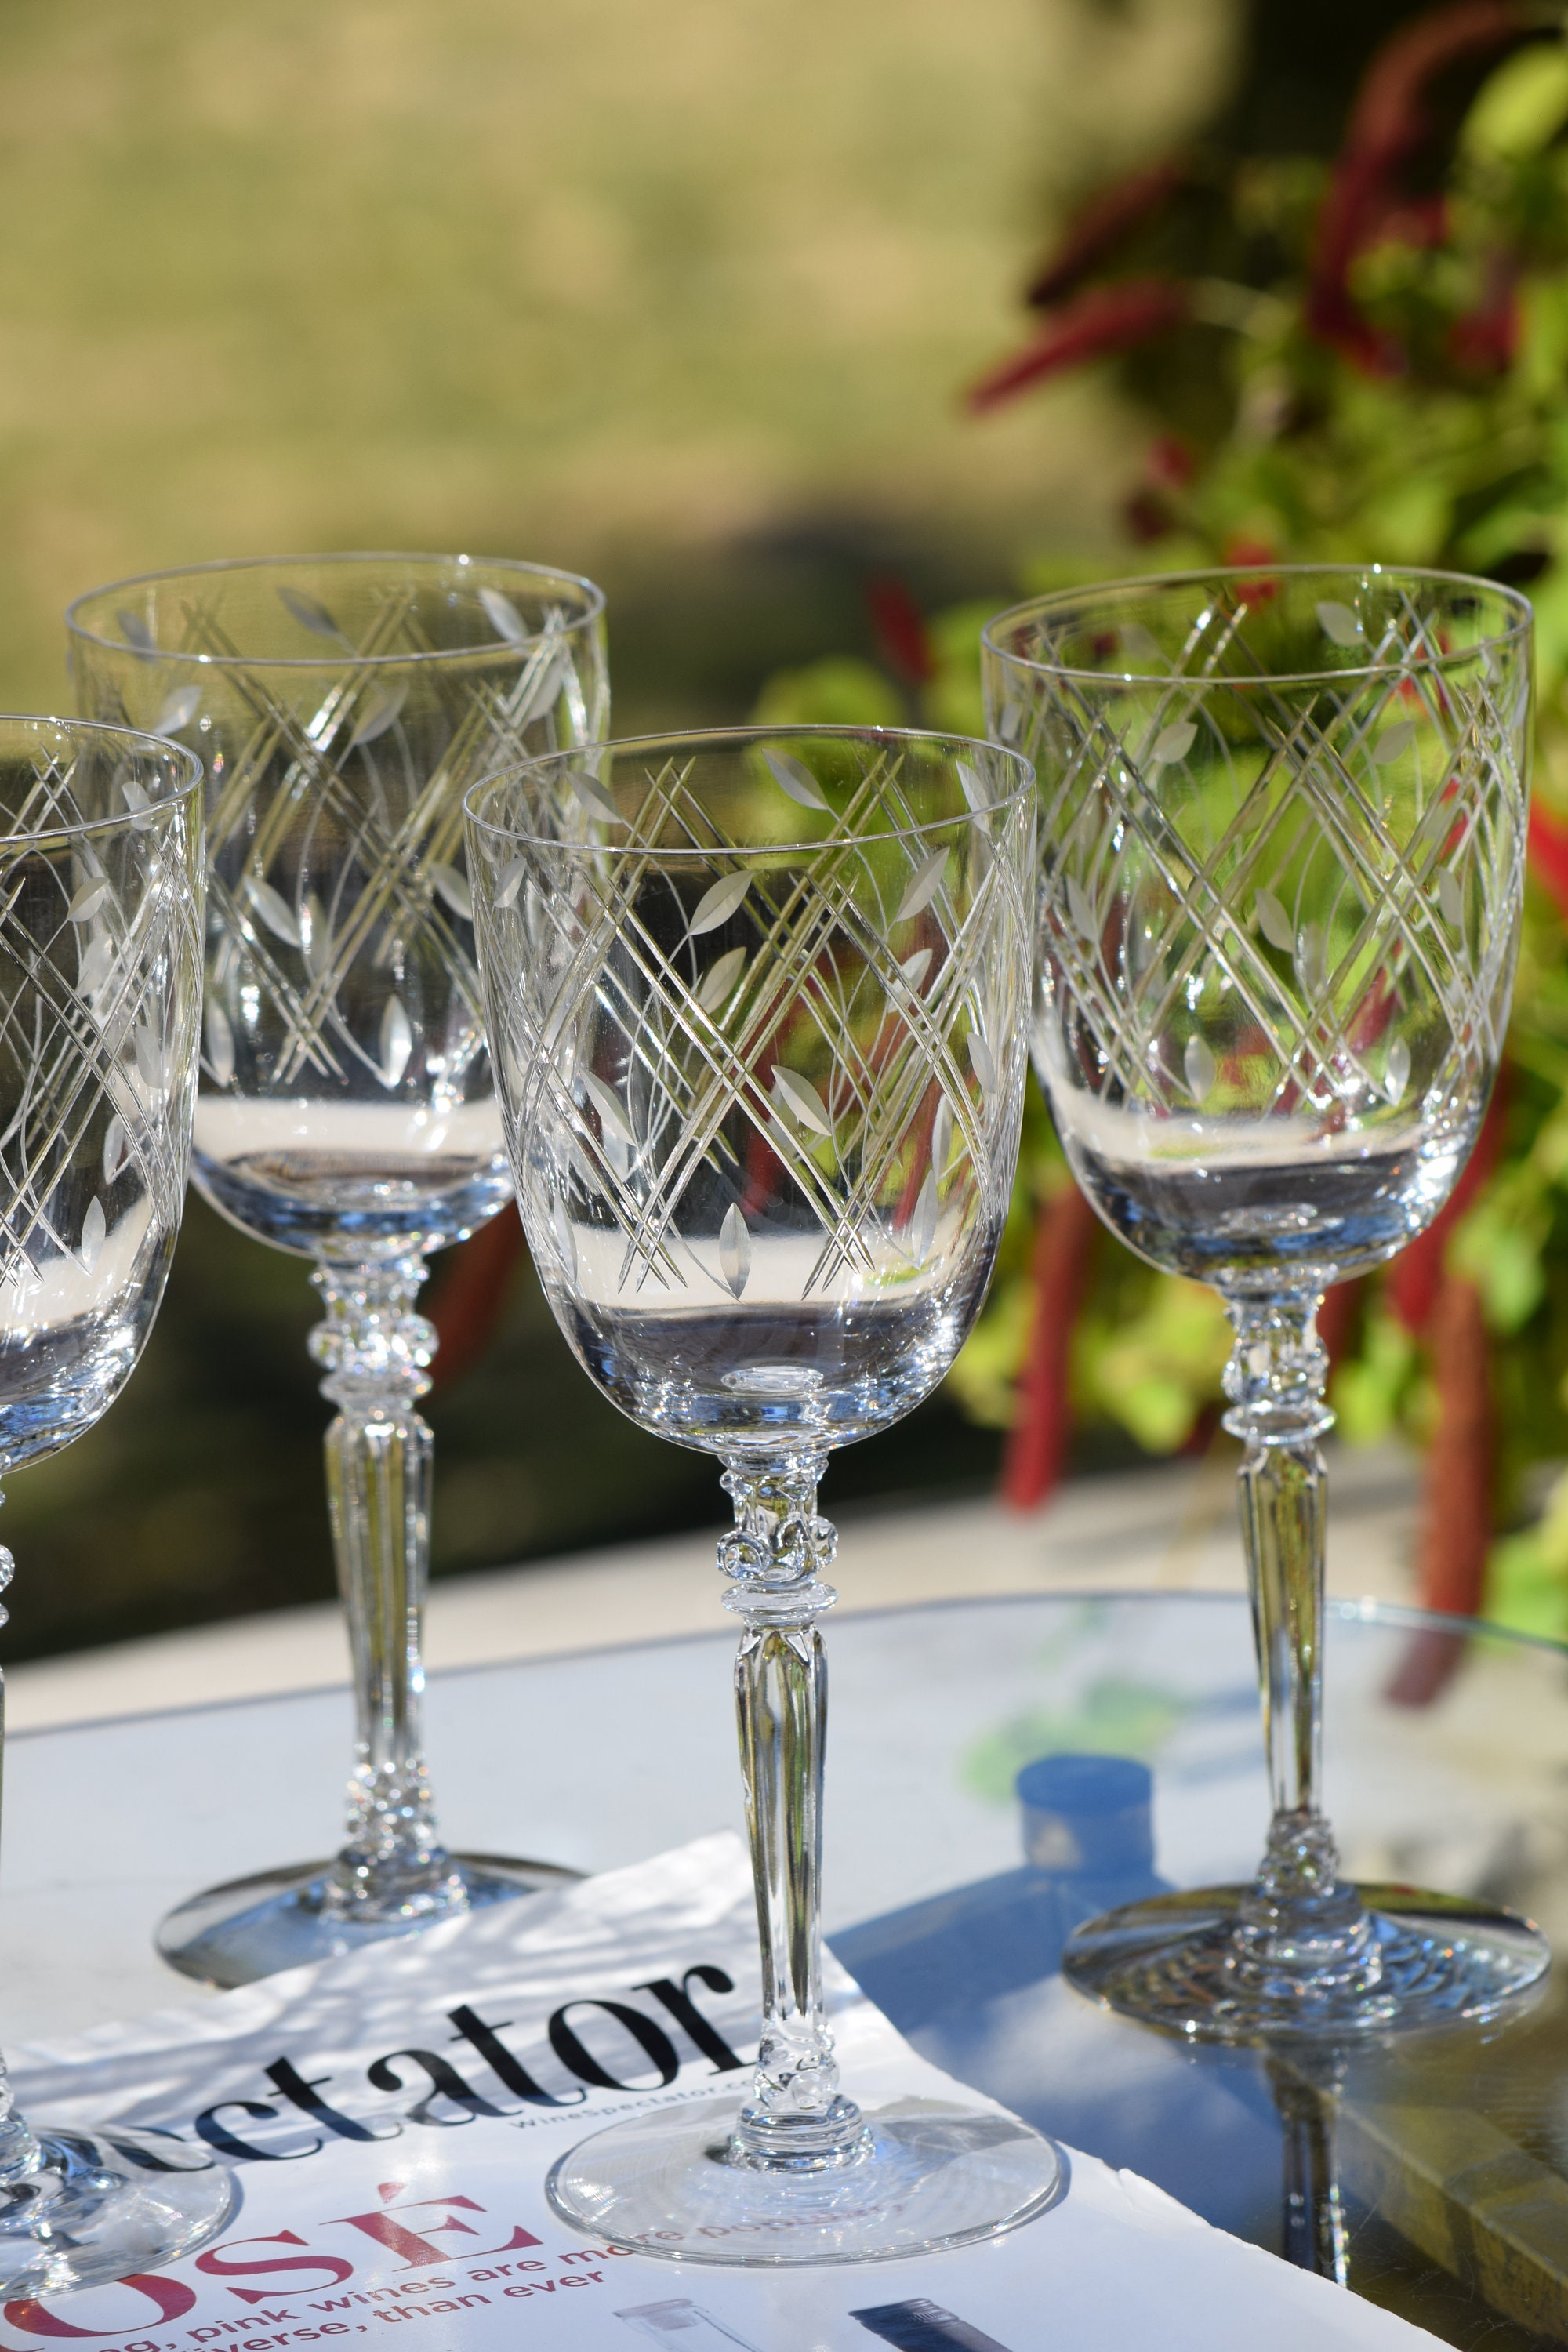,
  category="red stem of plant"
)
[1414,1271,1494,1618]
[1000,1184,1099,1511]
[967,281,1192,416]
[426,1203,527,1392]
